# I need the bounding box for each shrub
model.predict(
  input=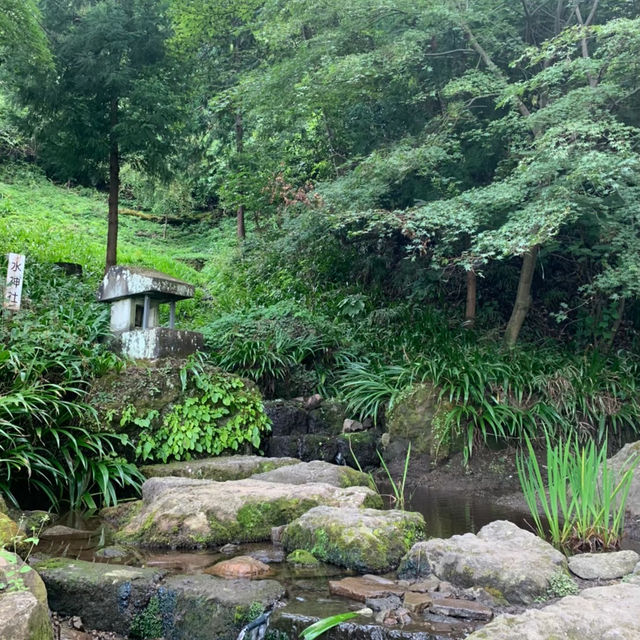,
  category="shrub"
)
[133,356,271,463]
[202,303,346,397]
